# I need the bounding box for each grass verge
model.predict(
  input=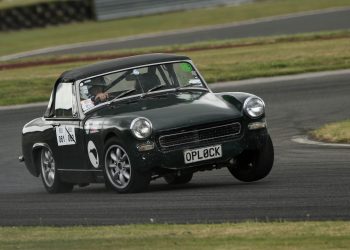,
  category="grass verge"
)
[1,0,350,56]
[1,222,350,250]
[310,120,350,143]
[1,30,350,106]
